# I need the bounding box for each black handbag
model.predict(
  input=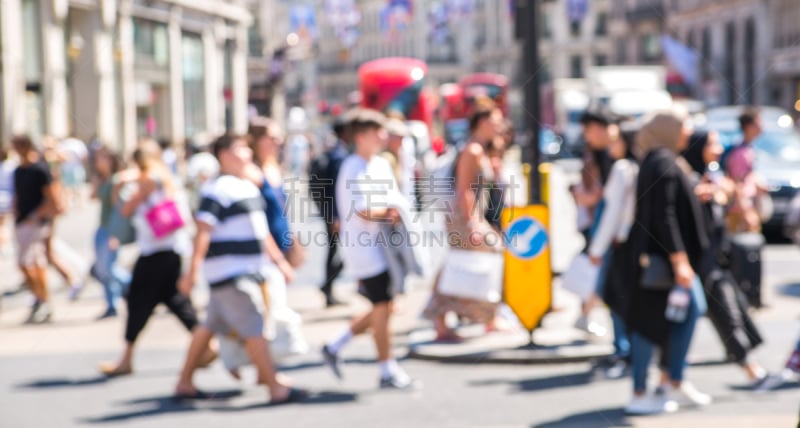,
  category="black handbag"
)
[640,254,674,290]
